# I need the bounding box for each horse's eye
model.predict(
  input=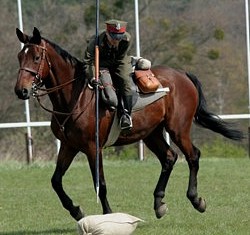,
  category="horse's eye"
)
[34,56,40,62]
